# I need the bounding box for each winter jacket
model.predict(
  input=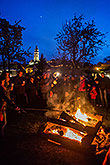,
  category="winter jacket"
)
[78,79,86,92]
[98,77,110,90]
[14,76,25,94]
[90,89,97,99]
[0,86,17,110]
